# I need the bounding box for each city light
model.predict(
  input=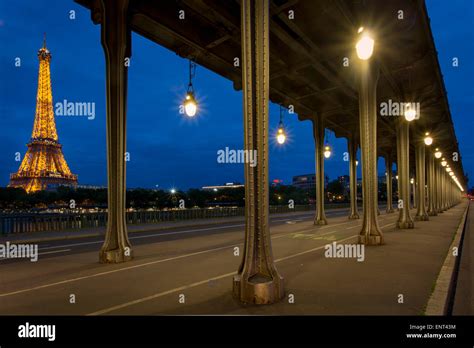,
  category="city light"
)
[434,148,442,159]
[170,189,176,194]
[276,105,287,145]
[441,158,447,167]
[184,92,197,117]
[424,132,433,146]
[184,59,198,117]
[324,145,332,158]
[404,107,417,122]
[355,27,374,60]
[276,127,286,144]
